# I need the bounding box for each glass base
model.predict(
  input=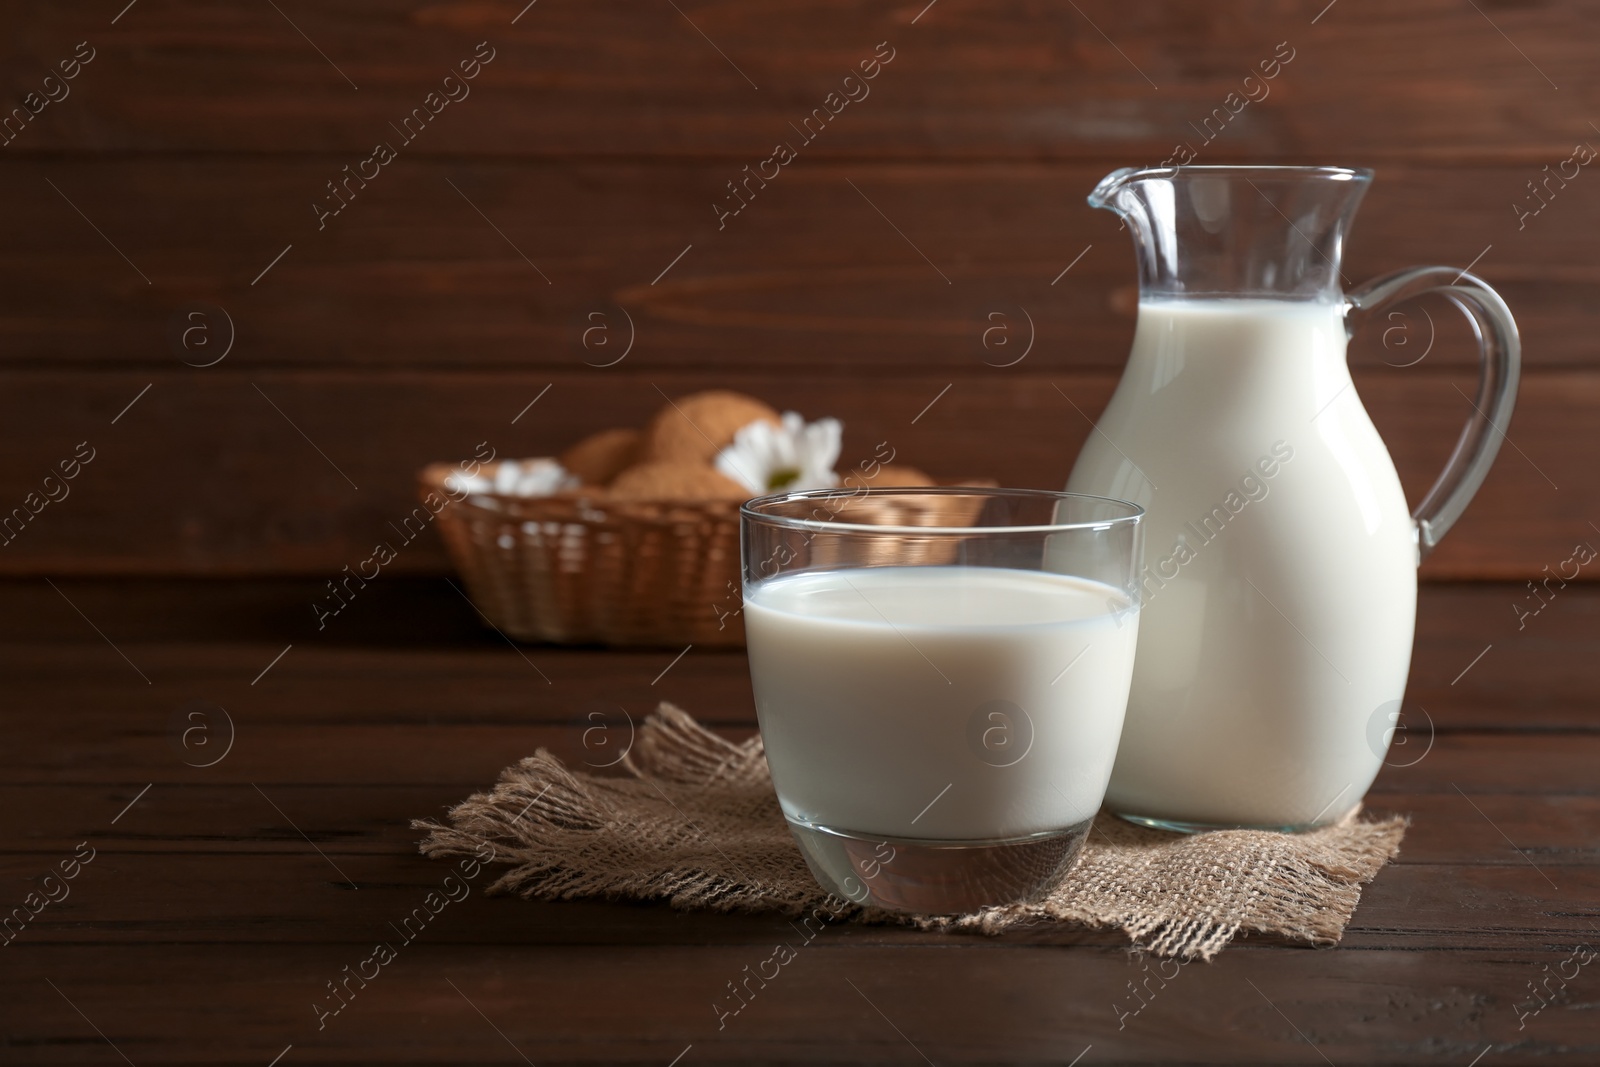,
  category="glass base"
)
[786,817,1092,915]
[1115,806,1360,835]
